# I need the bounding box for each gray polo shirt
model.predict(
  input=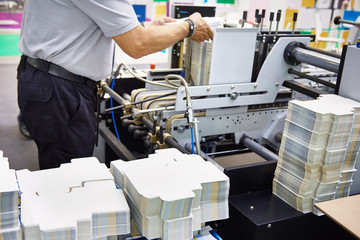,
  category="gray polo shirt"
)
[19,0,139,81]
